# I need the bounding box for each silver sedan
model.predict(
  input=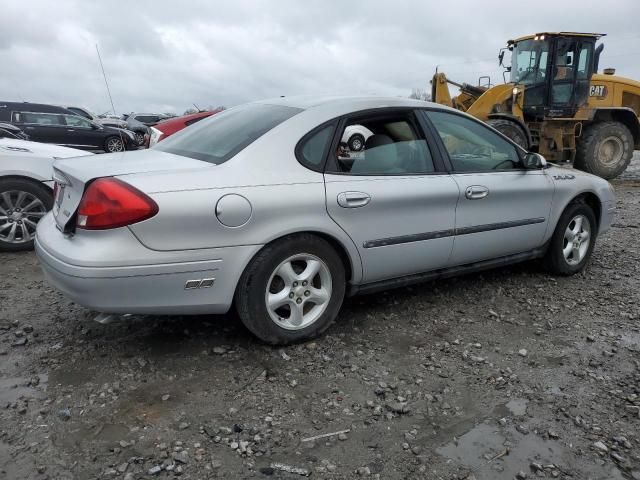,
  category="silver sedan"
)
[35,96,616,344]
